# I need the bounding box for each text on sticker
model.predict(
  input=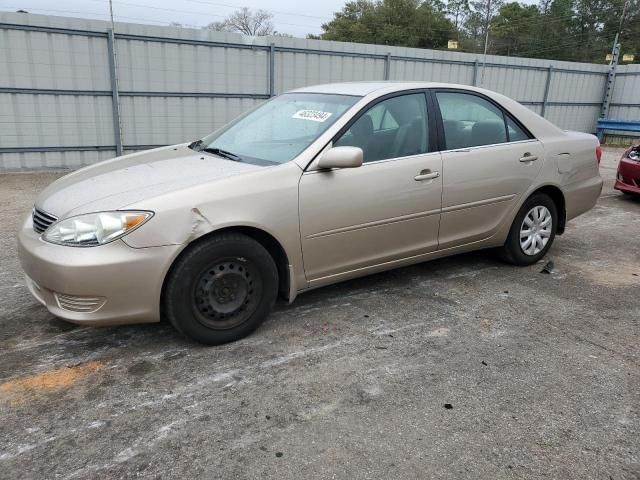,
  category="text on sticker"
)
[292,110,333,122]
